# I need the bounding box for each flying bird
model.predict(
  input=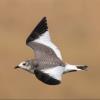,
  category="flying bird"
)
[15,17,88,85]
